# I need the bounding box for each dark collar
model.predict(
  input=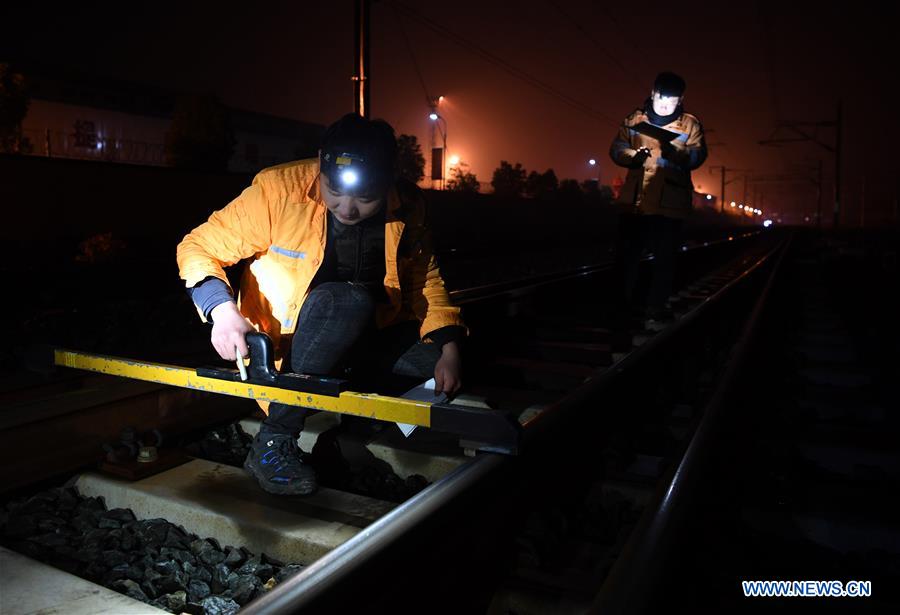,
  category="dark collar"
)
[644,98,683,126]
